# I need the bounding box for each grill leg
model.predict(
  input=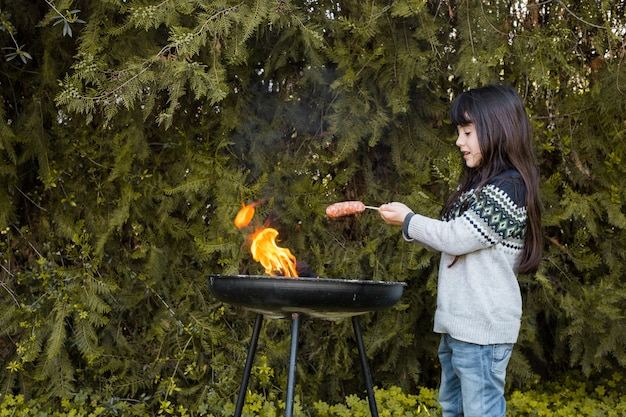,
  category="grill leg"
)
[285,313,300,417]
[352,316,379,417]
[234,313,264,417]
